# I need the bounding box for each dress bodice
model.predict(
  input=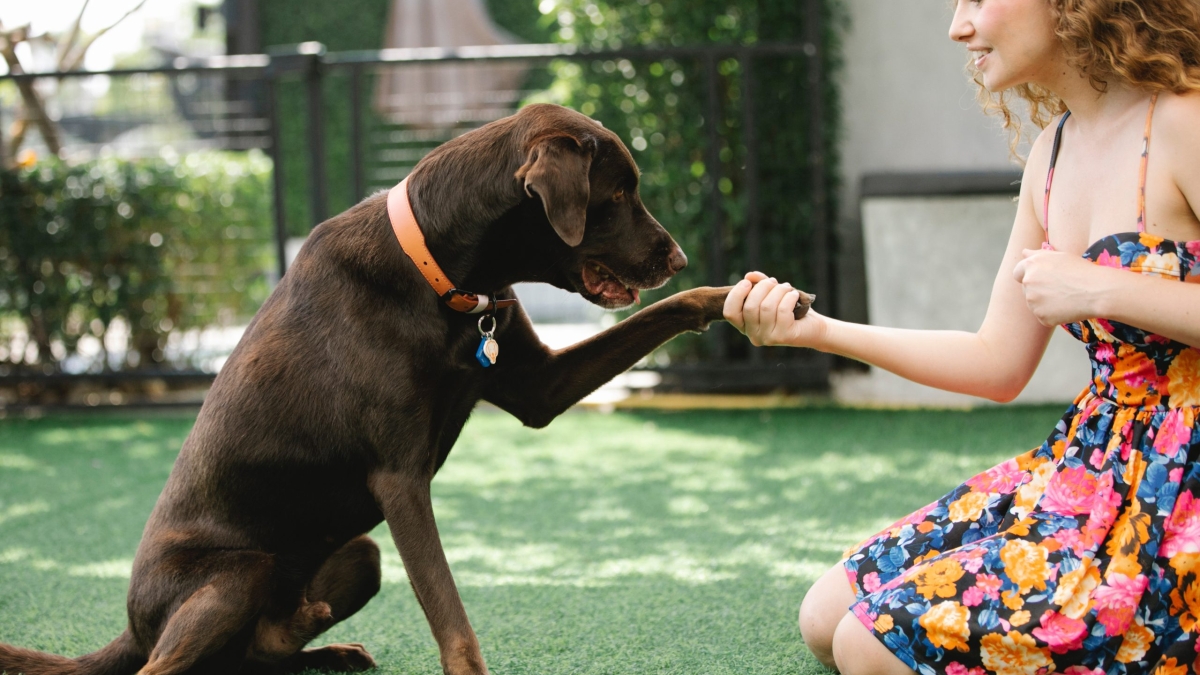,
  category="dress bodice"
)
[1064,232,1200,408]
